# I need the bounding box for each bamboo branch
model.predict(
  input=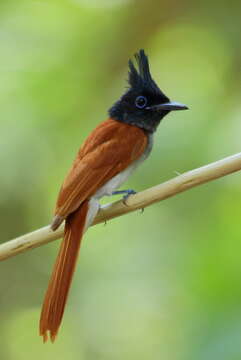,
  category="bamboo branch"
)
[1,151,241,261]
